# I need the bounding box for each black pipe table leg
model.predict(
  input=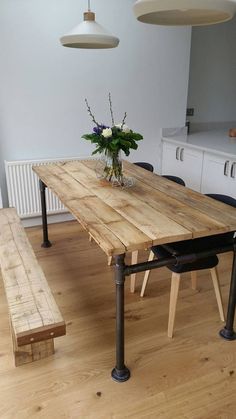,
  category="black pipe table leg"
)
[111,254,130,382]
[220,246,236,340]
[39,180,52,248]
